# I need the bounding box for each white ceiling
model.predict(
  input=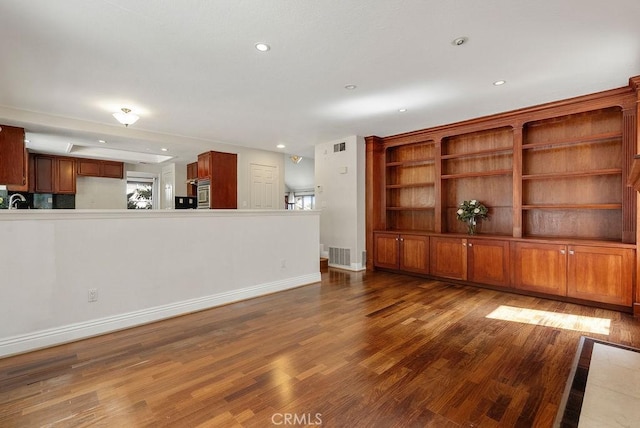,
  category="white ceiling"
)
[1,0,639,164]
